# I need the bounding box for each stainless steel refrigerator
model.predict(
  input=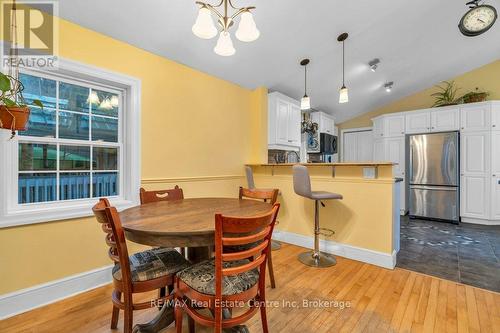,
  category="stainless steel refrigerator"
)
[408,132,460,223]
